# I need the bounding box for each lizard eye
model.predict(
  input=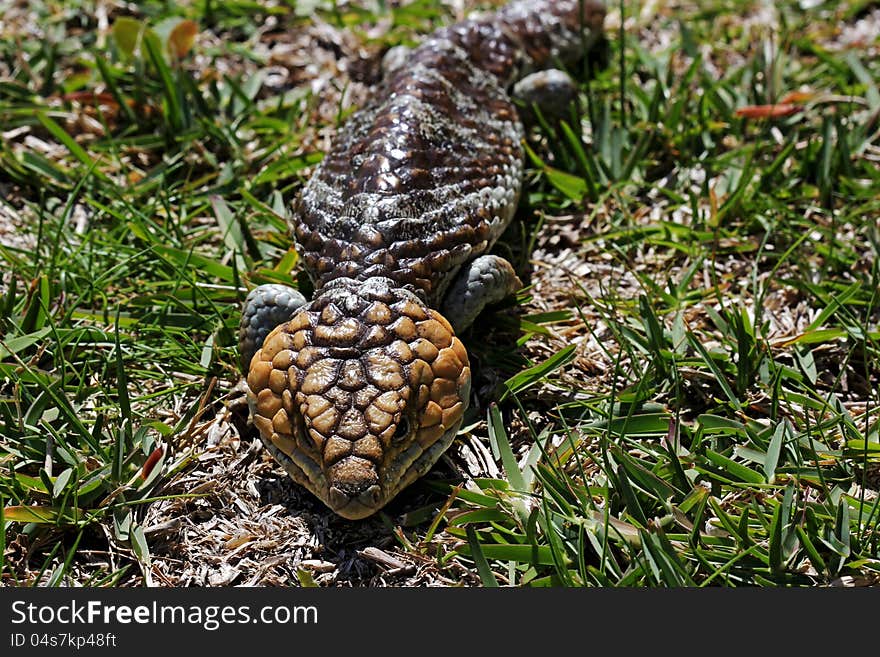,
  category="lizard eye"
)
[392,416,411,442]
